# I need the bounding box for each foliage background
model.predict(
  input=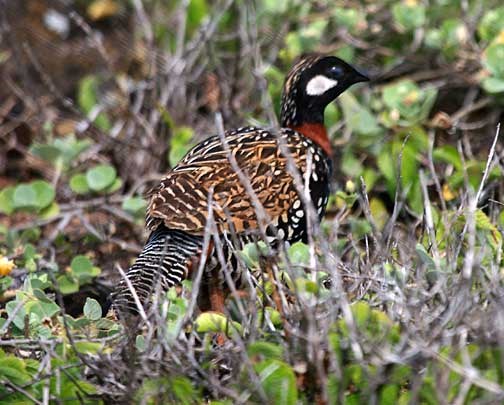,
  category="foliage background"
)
[0,0,503,403]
